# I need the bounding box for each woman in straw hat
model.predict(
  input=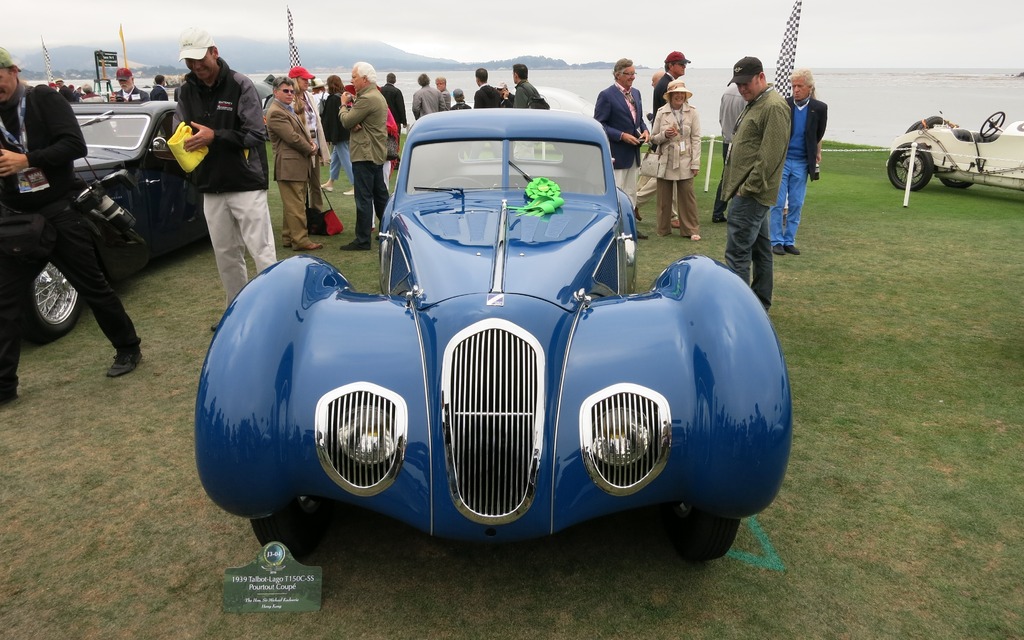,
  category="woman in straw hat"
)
[649,78,702,239]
